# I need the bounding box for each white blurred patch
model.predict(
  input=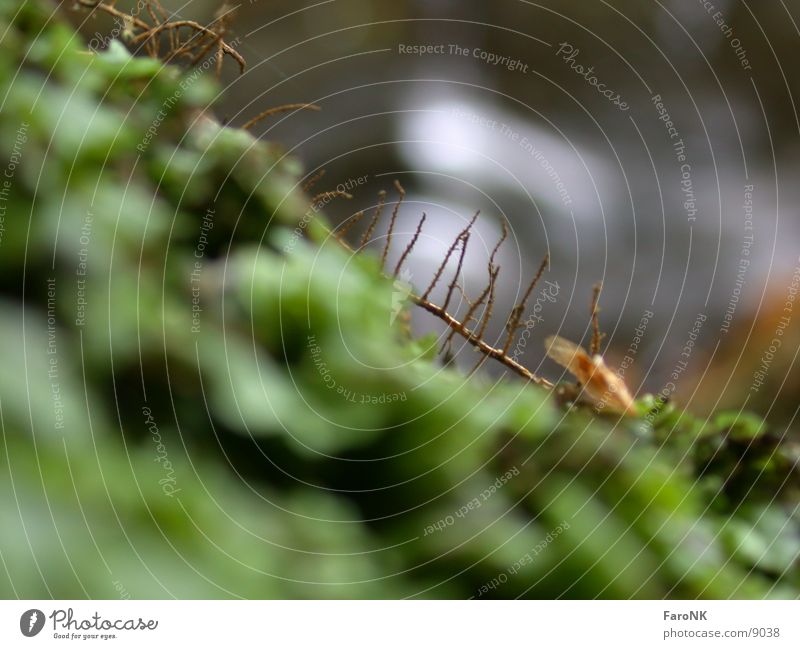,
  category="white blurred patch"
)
[396,94,618,224]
